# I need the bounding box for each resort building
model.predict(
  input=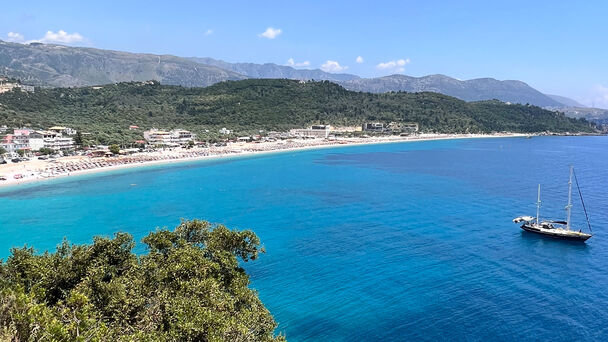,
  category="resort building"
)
[13,129,32,150]
[172,129,197,145]
[0,128,75,153]
[42,131,74,151]
[28,133,45,151]
[362,122,419,134]
[0,80,35,93]
[48,126,77,135]
[219,127,232,135]
[267,131,291,140]
[144,130,173,146]
[400,122,419,134]
[143,129,196,146]
[290,125,332,139]
[362,123,386,132]
[18,85,35,92]
[0,129,34,153]
[1,135,15,153]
